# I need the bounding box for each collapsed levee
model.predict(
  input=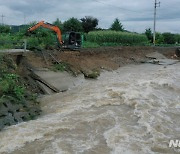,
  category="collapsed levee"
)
[30,69,85,94]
